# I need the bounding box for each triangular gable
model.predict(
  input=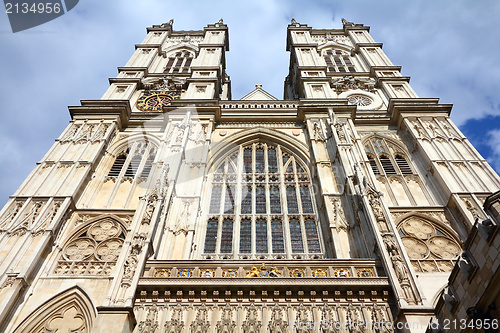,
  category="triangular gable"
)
[240,84,278,101]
